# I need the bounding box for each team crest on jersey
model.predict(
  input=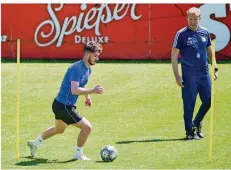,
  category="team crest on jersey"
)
[201,36,206,42]
[186,37,193,46]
